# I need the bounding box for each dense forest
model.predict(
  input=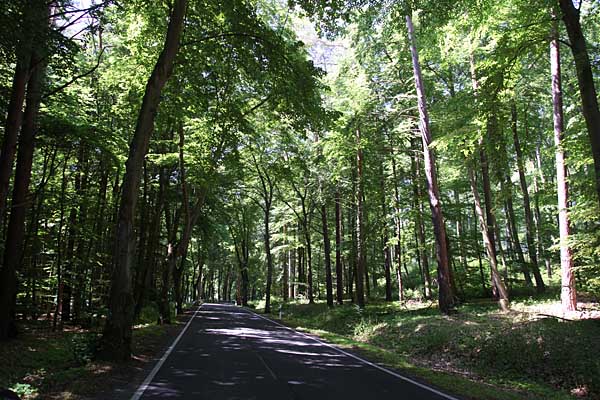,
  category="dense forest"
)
[0,0,599,392]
